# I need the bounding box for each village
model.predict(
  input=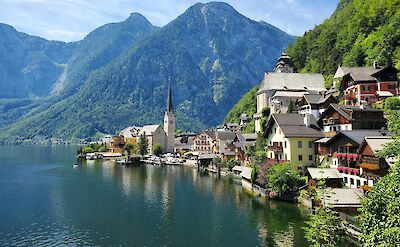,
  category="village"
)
[78,52,399,243]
